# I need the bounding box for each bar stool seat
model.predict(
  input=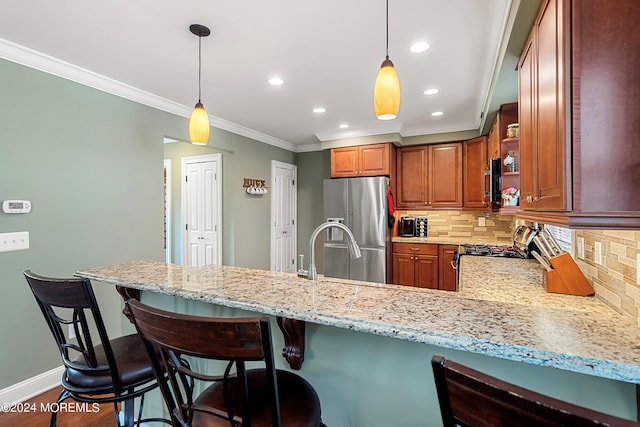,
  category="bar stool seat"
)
[65,334,155,390]
[194,370,322,427]
[127,299,325,427]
